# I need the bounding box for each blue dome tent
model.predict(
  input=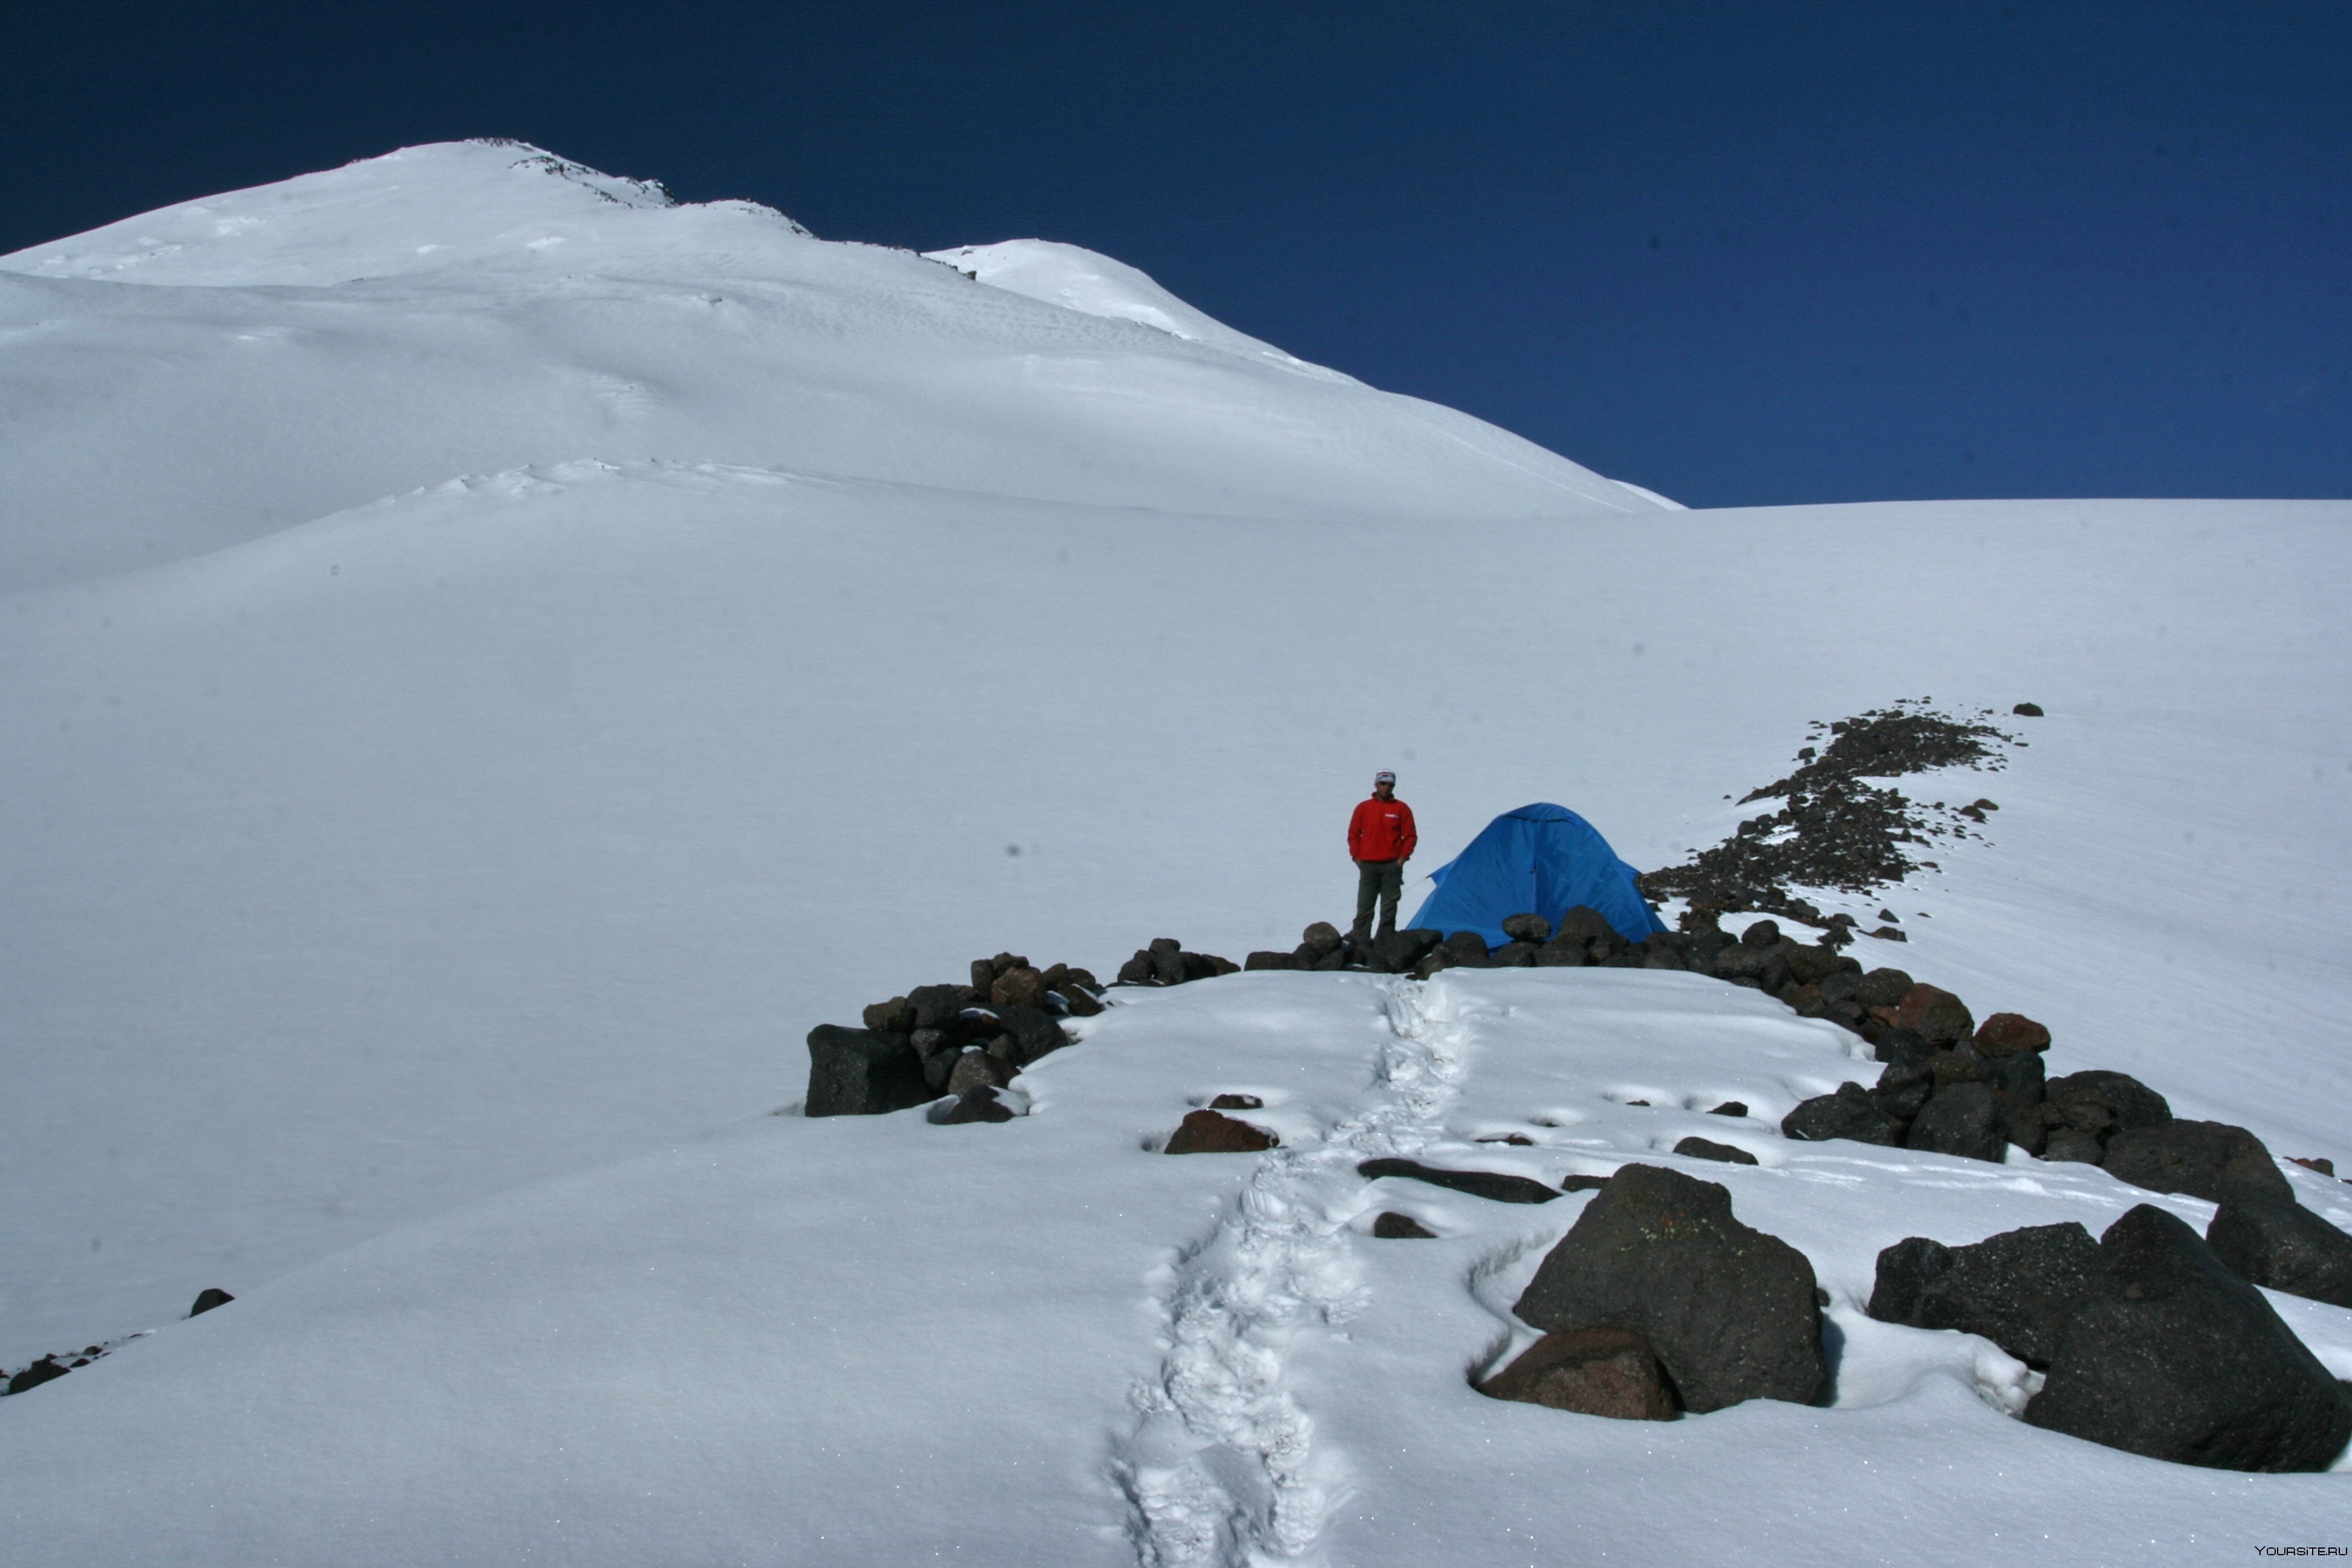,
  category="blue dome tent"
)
[1406,803,1665,949]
